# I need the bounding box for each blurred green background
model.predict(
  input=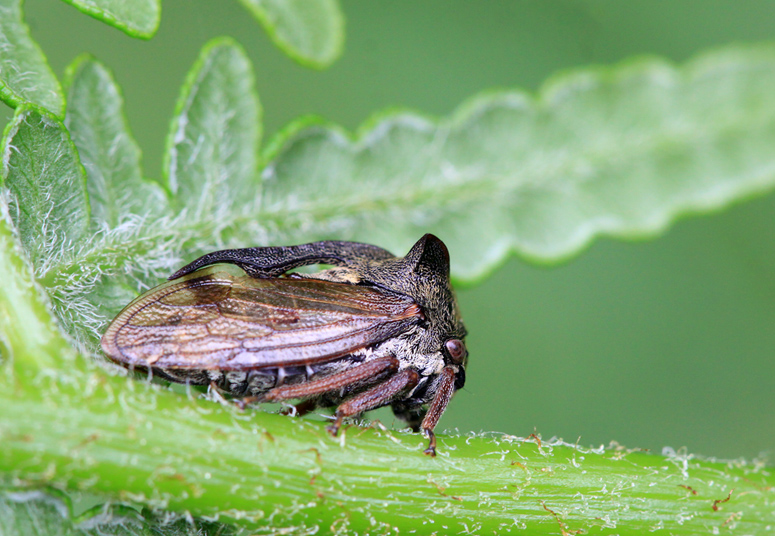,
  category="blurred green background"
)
[9,0,775,459]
